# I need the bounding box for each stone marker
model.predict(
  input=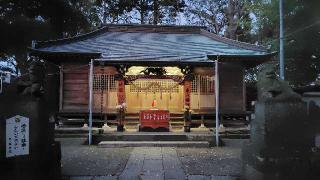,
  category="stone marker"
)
[0,60,61,180]
[242,64,318,180]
